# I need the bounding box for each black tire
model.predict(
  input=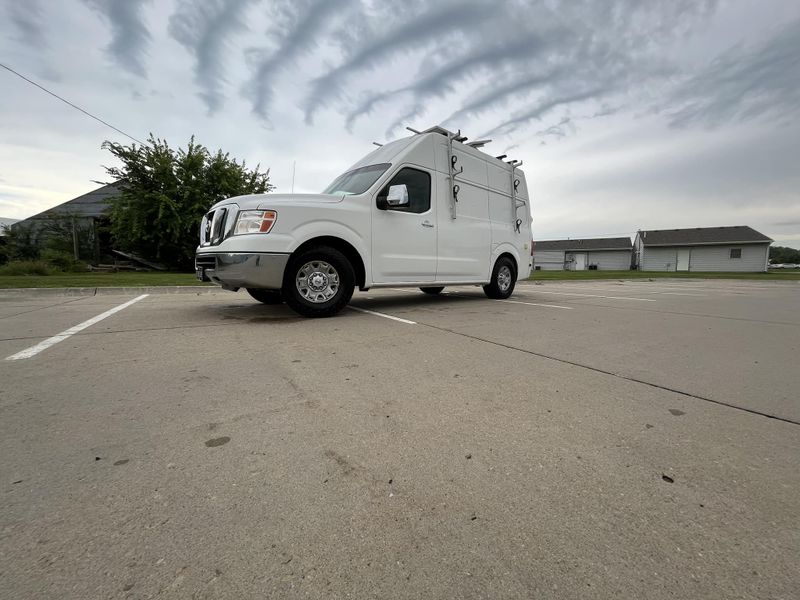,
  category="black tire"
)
[282,246,355,317]
[246,288,284,304]
[420,286,445,295]
[483,257,516,299]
